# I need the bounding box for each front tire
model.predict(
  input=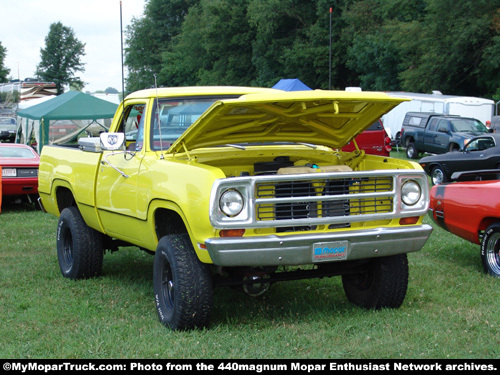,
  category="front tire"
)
[56,206,103,279]
[342,254,409,309]
[406,143,418,159]
[431,165,448,185]
[153,234,213,330]
[481,224,500,278]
